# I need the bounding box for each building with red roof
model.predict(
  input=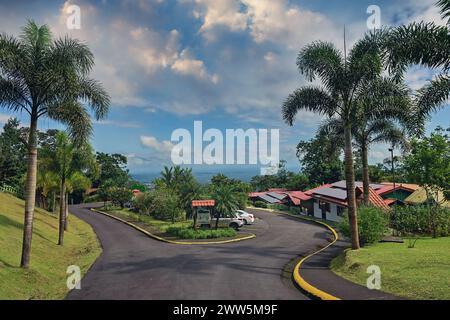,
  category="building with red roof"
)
[248,180,413,222]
